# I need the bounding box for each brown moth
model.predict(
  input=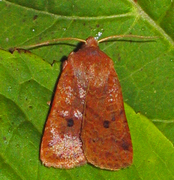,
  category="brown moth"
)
[17,35,156,170]
[40,36,133,170]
